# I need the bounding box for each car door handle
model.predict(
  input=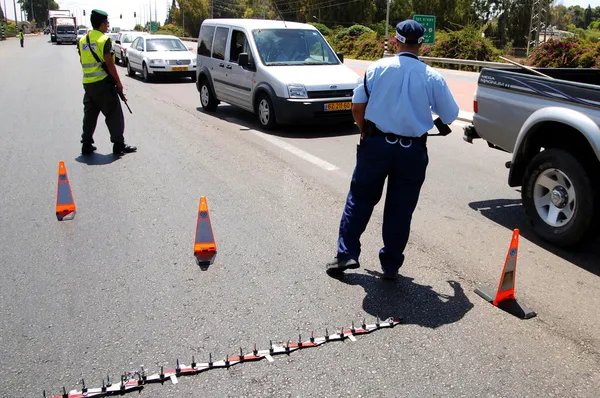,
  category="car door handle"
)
[225,65,232,69]
[219,63,224,67]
